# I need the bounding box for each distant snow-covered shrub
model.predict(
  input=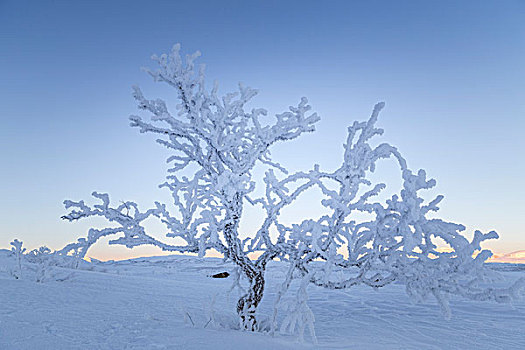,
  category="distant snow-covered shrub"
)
[7,241,81,283]
[9,239,26,279]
